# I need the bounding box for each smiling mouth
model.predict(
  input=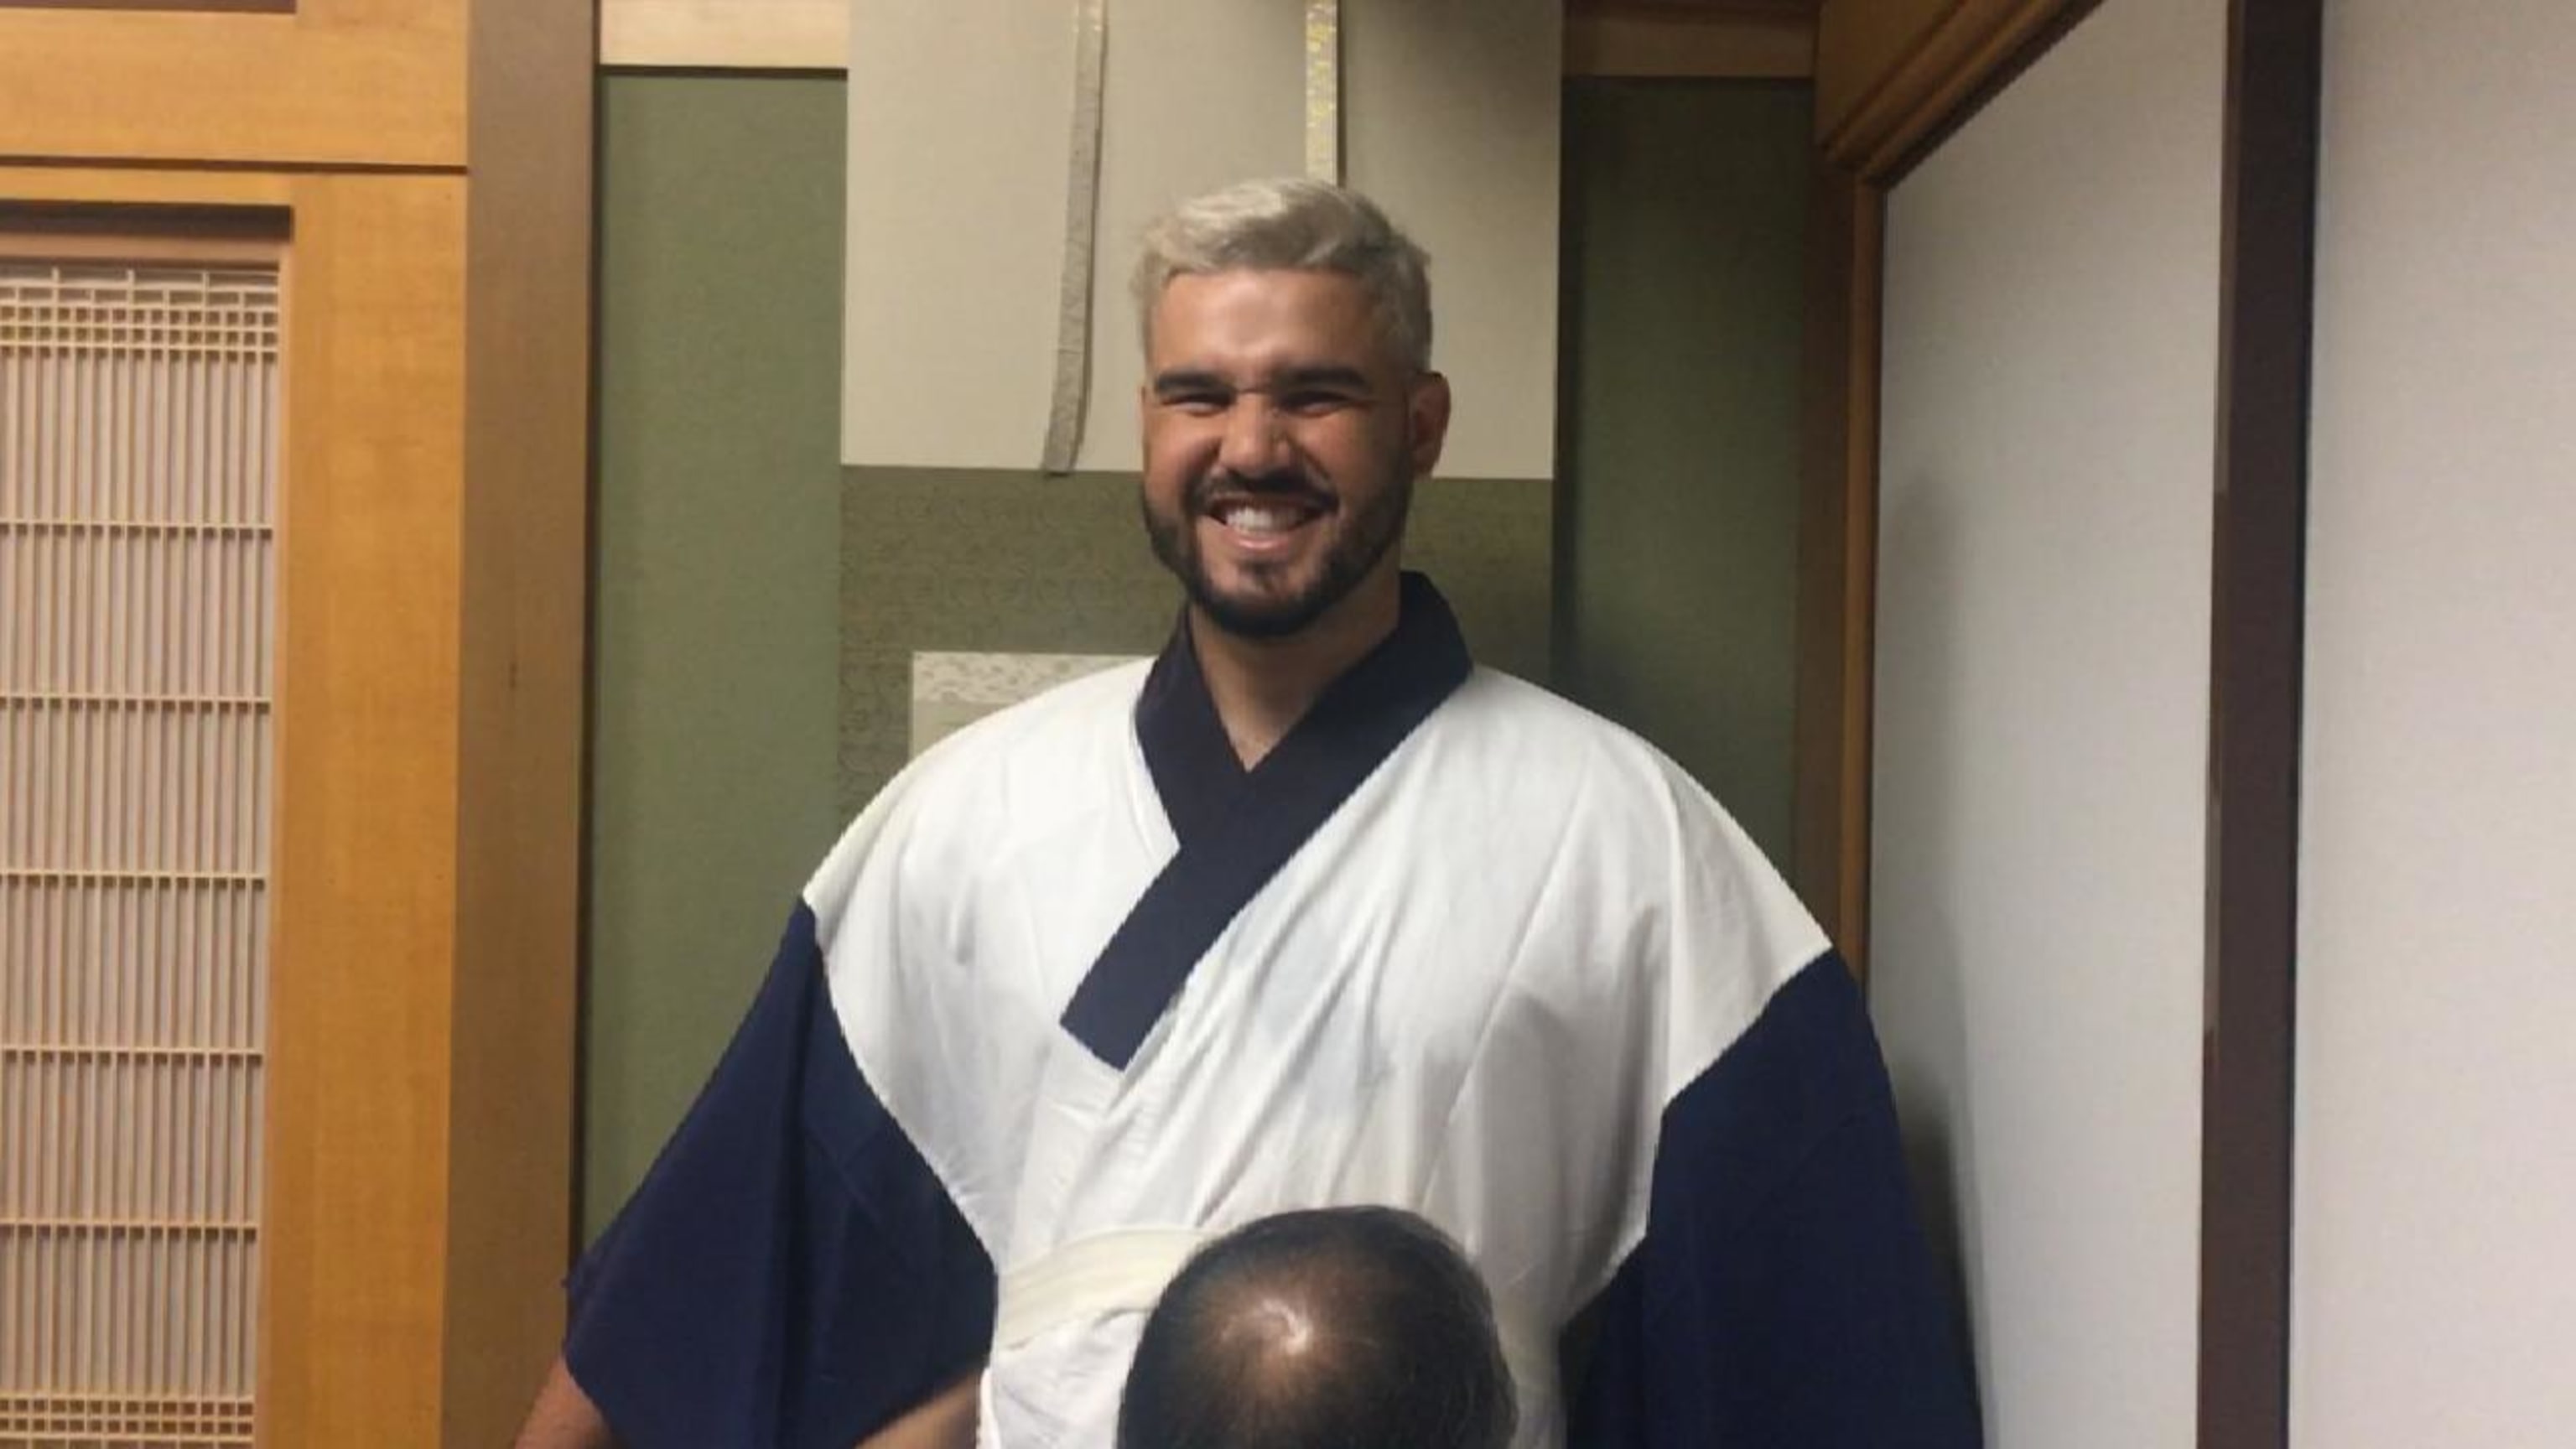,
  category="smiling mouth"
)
[1204,495,1328,543]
